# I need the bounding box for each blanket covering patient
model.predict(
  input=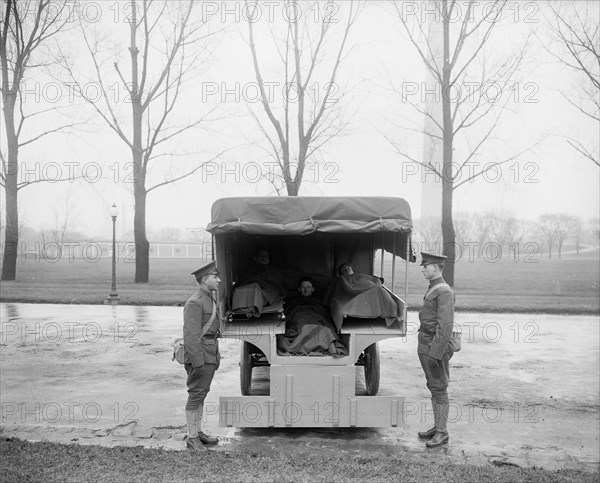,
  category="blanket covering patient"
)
[230,249,286,317]
[324,263,402,330]
[278,277,348,357]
